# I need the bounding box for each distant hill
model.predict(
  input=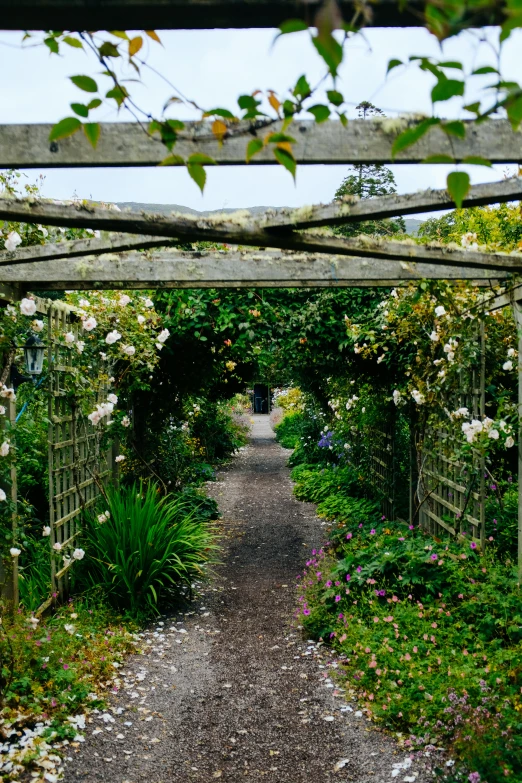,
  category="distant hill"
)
[117,203,425,236]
